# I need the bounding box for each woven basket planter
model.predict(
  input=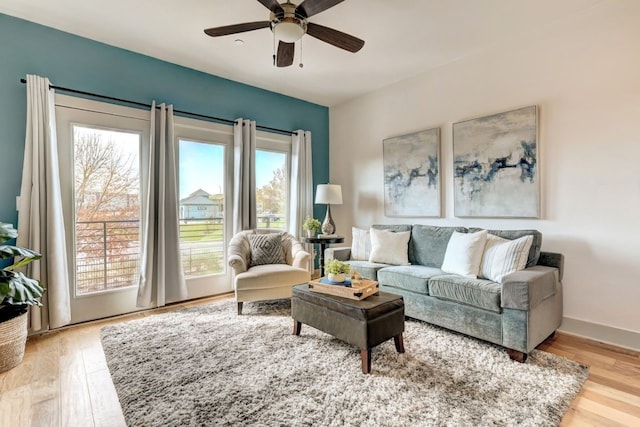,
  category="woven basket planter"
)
[0,309,28,373]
